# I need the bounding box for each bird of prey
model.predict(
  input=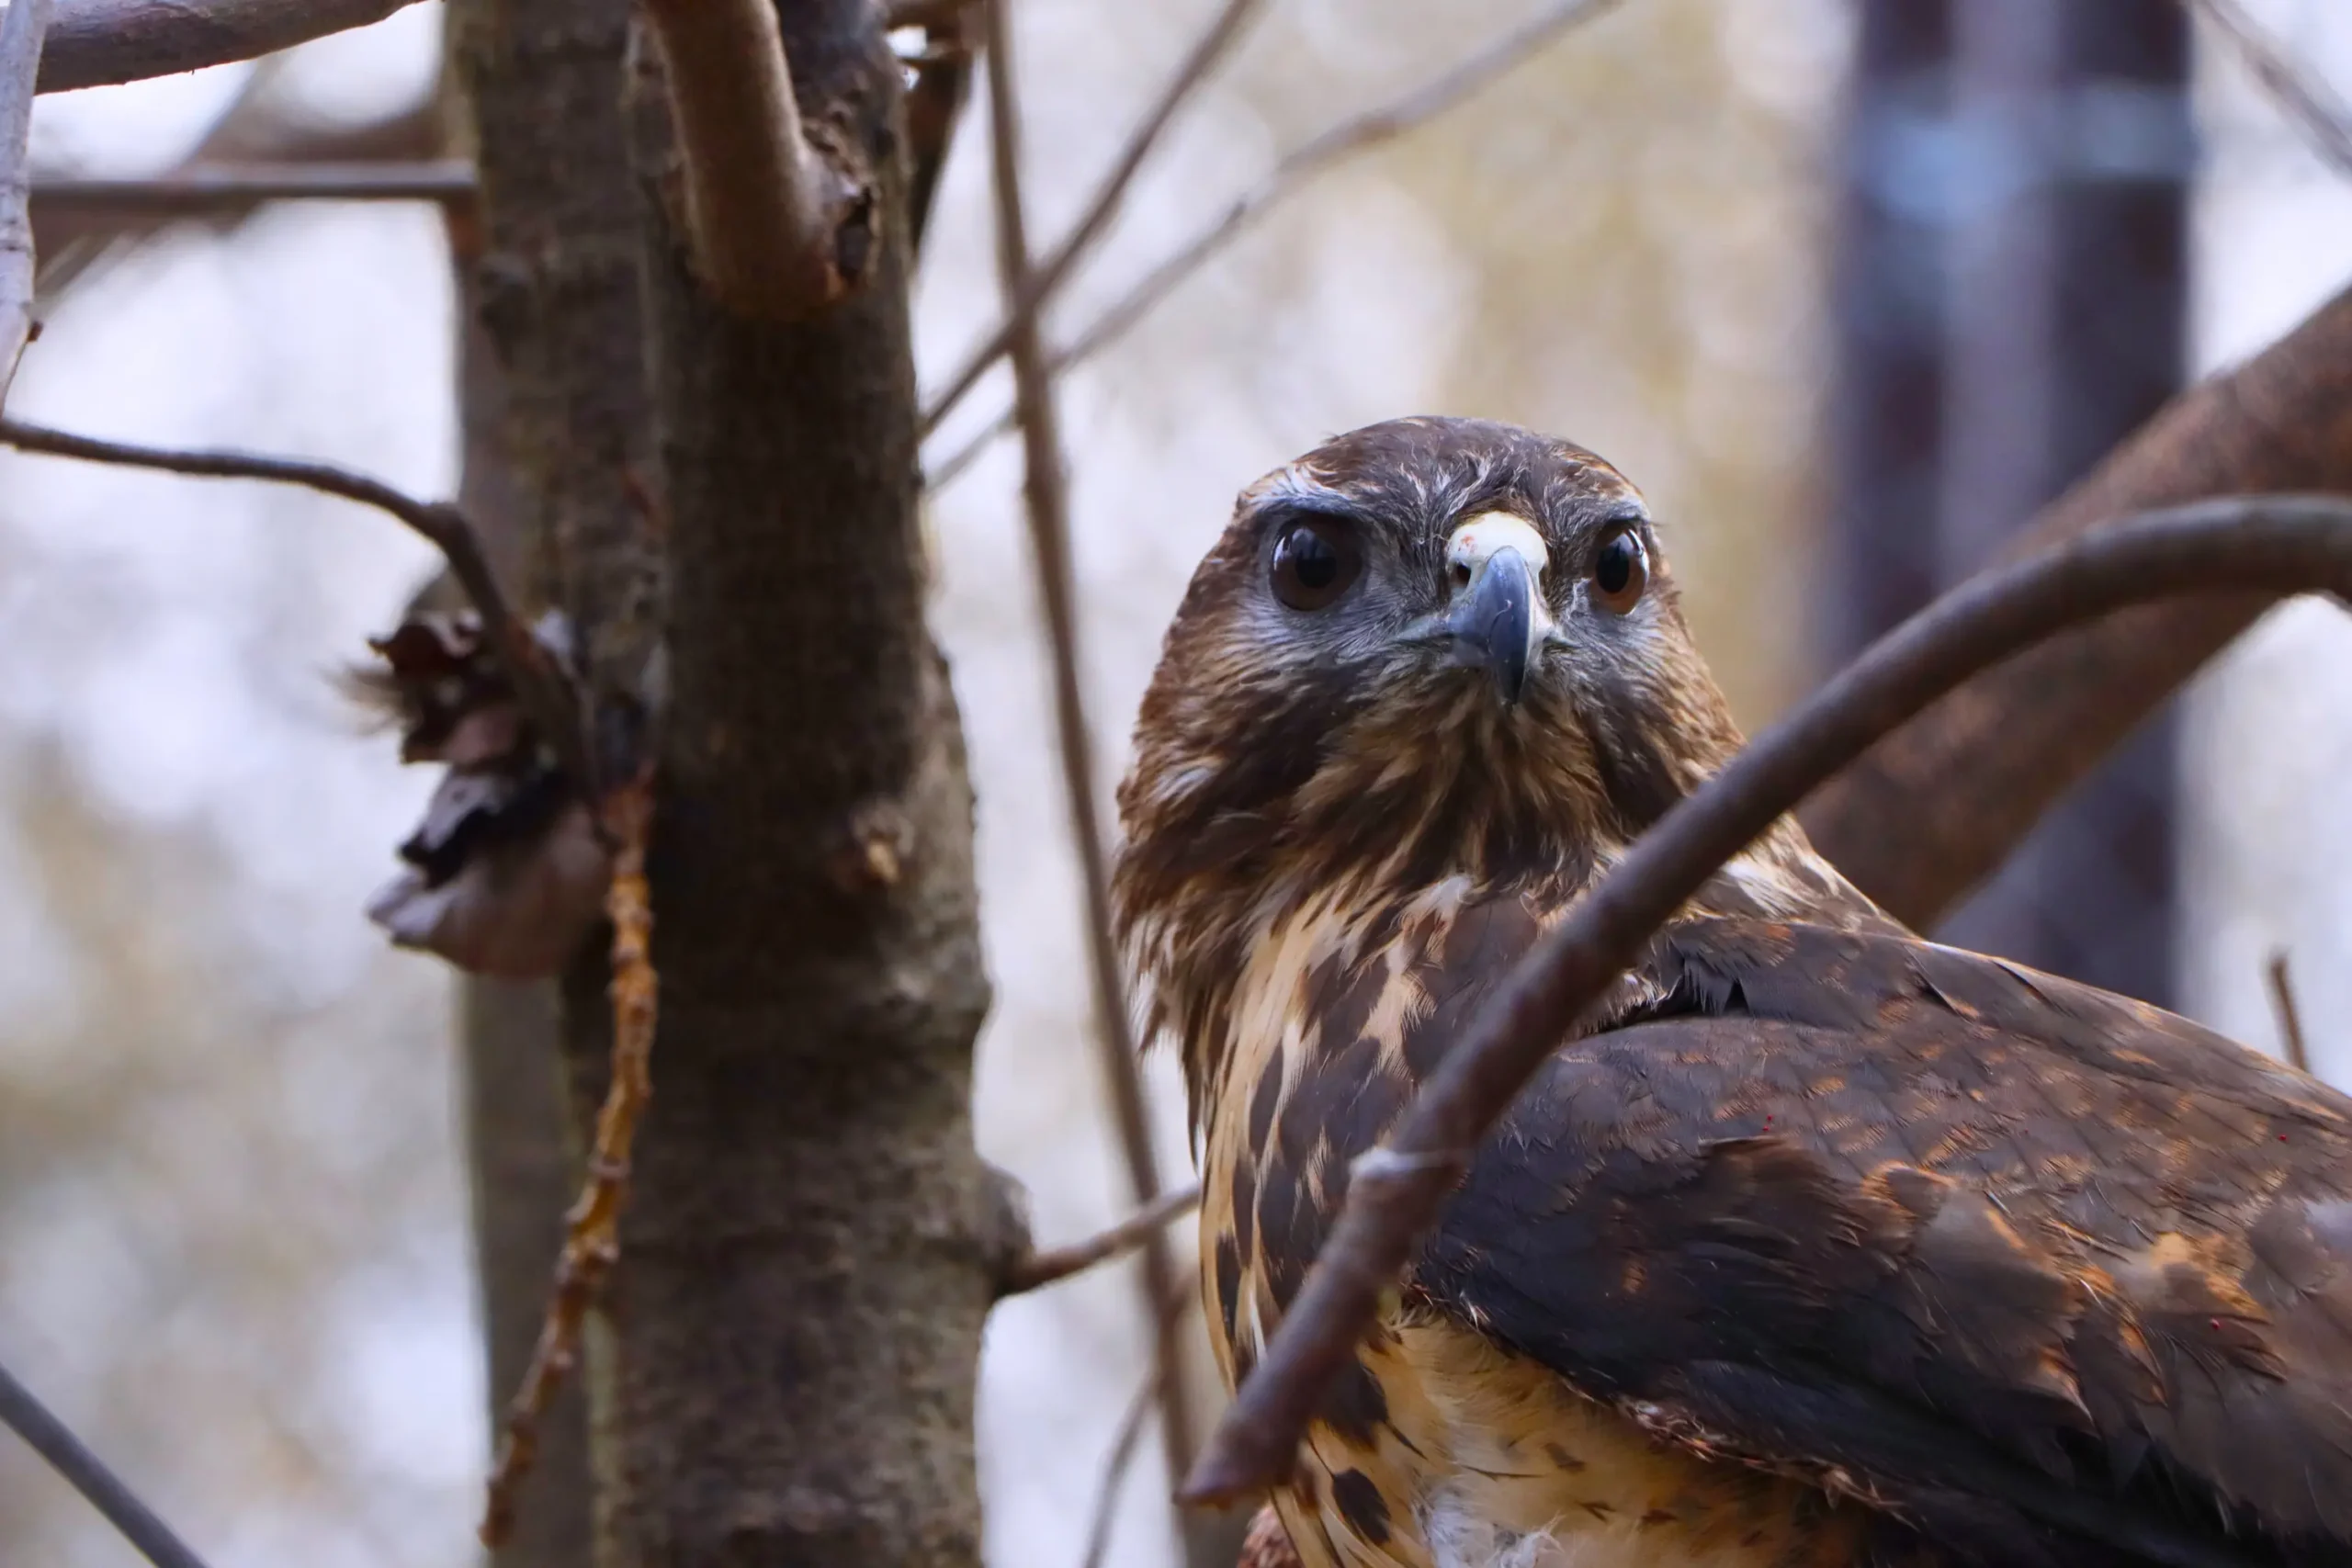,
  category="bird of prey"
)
[1111,417,2352,1568]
